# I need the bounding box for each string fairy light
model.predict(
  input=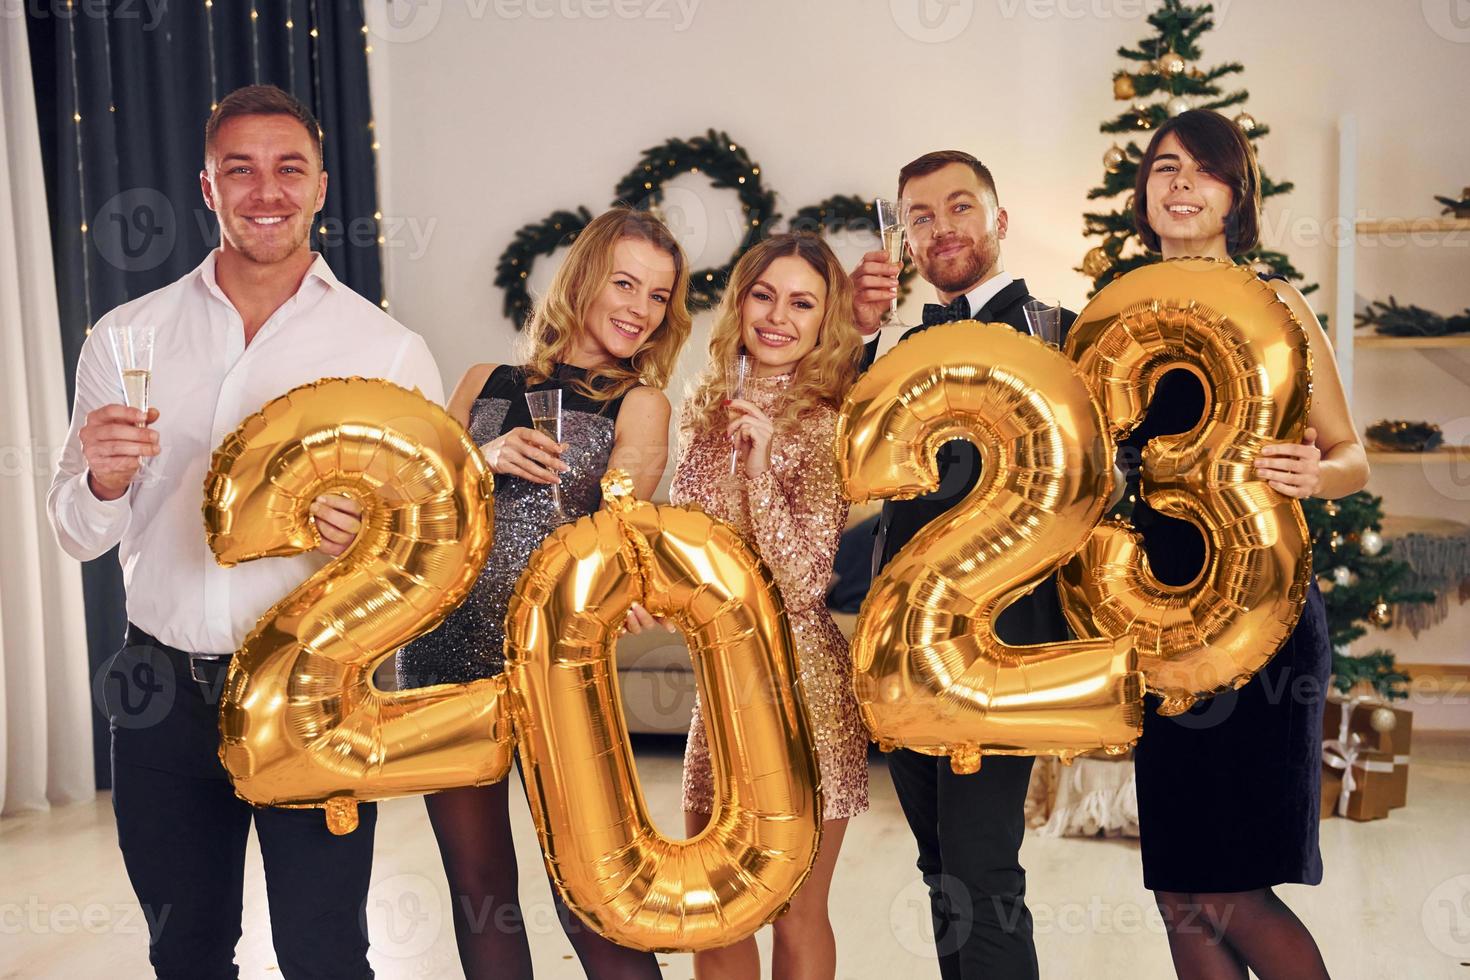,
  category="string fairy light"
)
[359,14,389,311]
[65,0,94,335]
[205,0,218,111]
